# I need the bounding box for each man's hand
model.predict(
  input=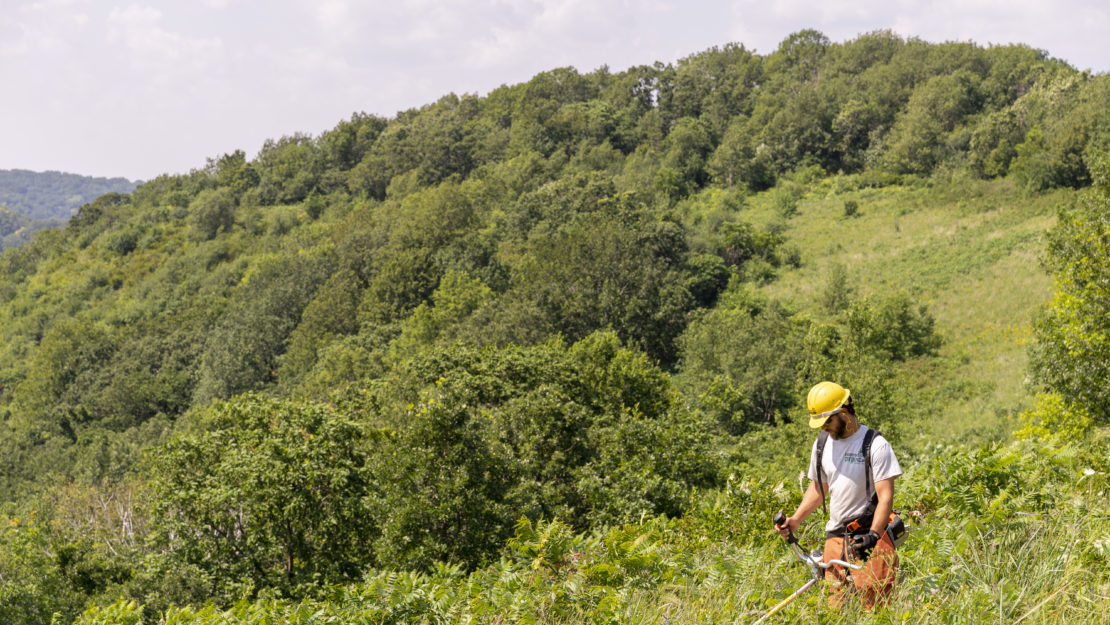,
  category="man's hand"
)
[776,515,802,539]
[851,530,881,559]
